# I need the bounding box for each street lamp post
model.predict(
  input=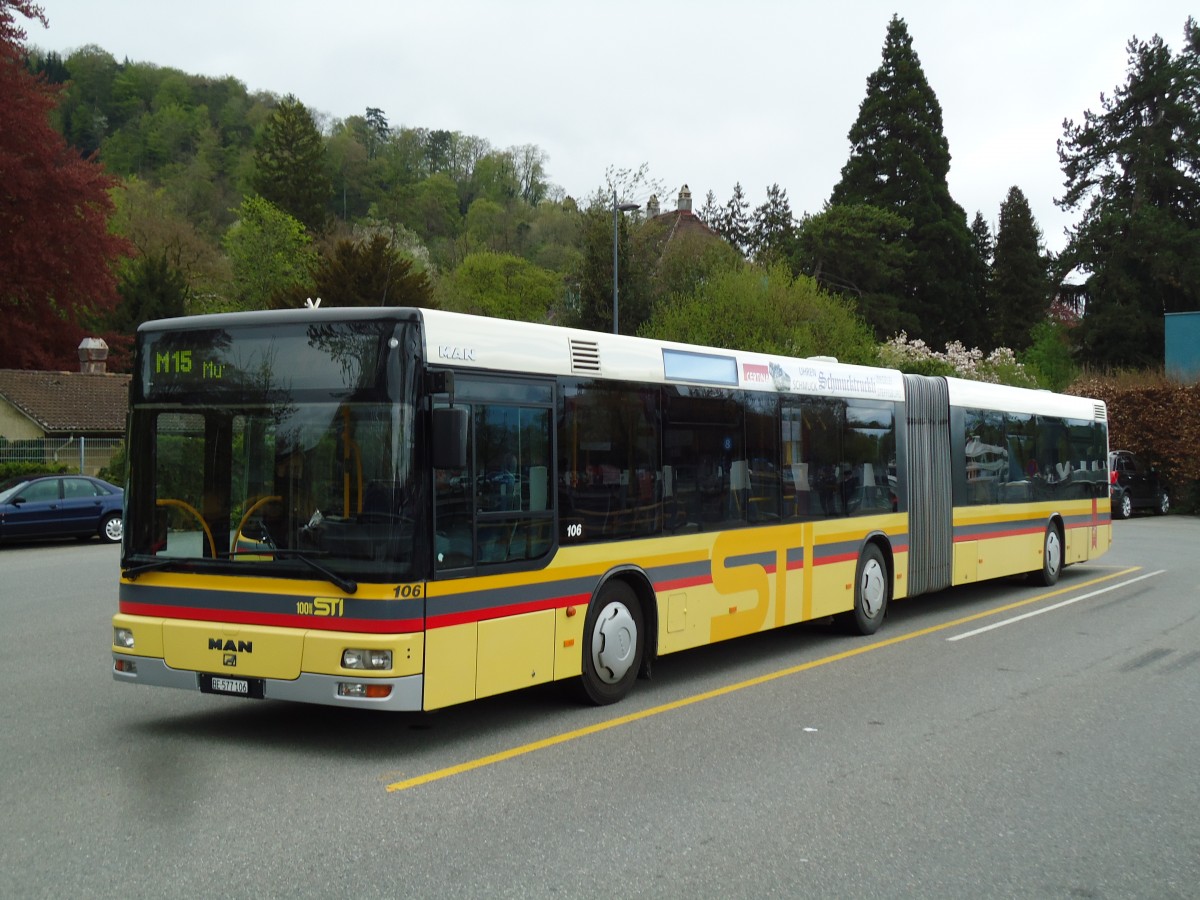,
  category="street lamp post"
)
[612,190,640,334]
